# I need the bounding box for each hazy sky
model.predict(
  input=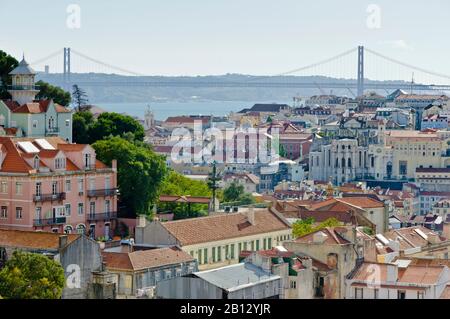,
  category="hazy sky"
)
[1,0,449,77]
